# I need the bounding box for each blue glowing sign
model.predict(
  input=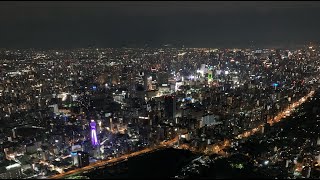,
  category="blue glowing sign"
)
[272,83,279,87]
[92,86,97,90]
